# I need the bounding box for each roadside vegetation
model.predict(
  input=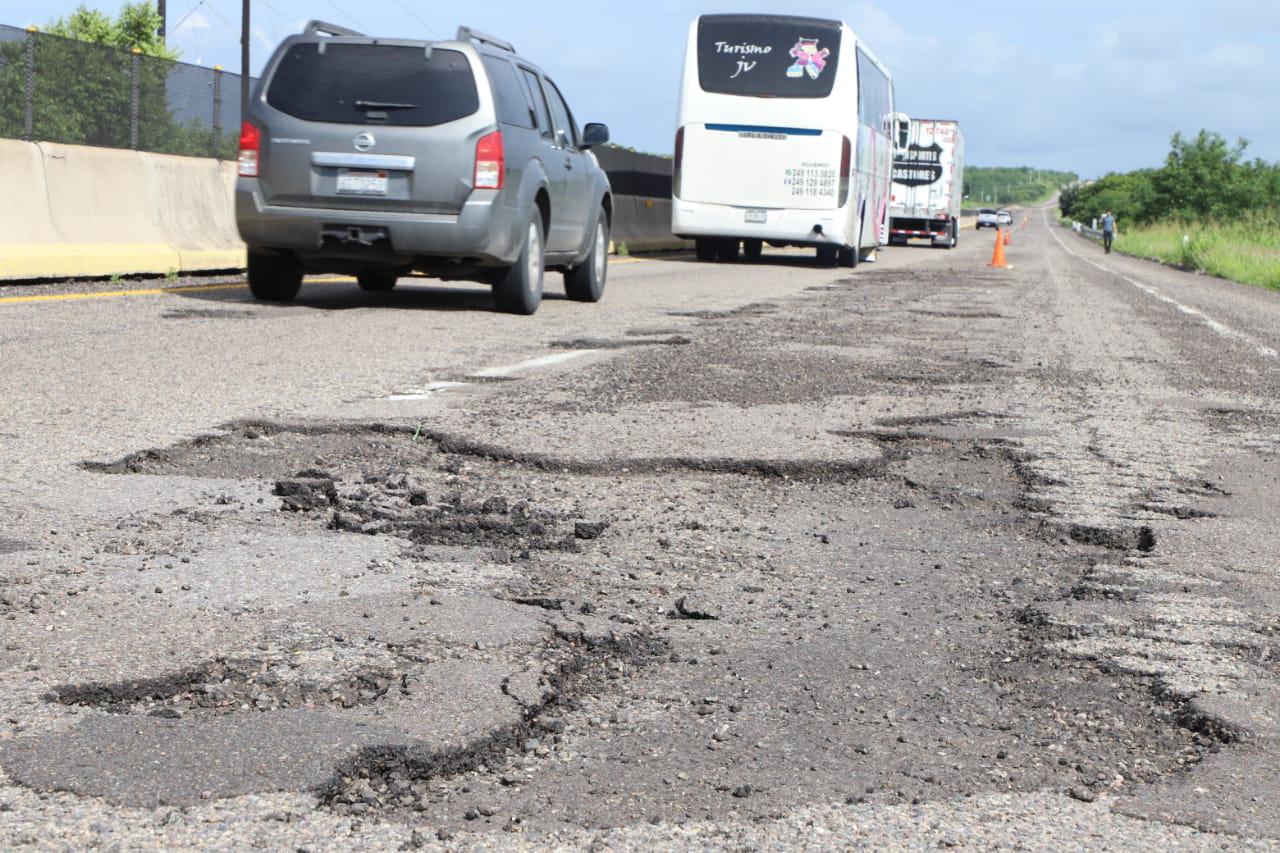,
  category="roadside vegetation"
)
[0,2,240,158]
[964,166,1078,207]
[1060,131,1280,290]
